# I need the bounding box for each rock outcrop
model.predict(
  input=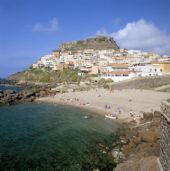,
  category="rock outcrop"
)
[122,111,161,157]
[114,111,161,171]
[114,156,160,171]
[0,87,55,105]
[60,35,119,52]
